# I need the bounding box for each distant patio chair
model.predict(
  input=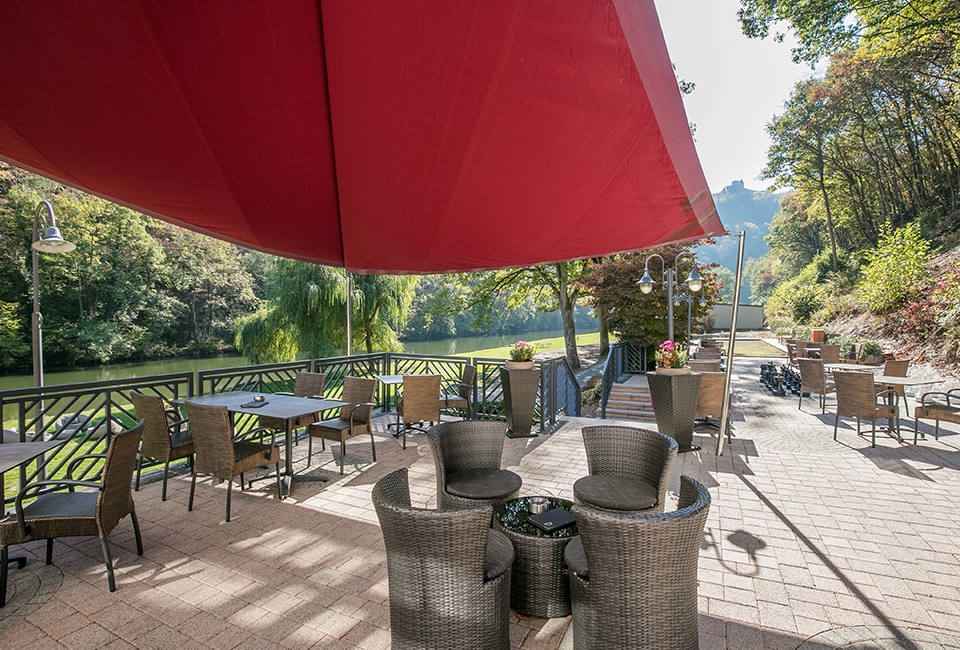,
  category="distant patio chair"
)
[573,425,676,515]
[878,359,909,411]
[131,391,194,502]
[184,402,282,522]
[396,375,441,449]
[832,370,900,448]
[695,371,729,431]
[306,376,377,474]
[1,420,145,607]
[797,358,834,413]
[440,364,476,420]
[564,475,711,650]
[819,345,842,364]
[259,371,327,435]
[689,359,721,373]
